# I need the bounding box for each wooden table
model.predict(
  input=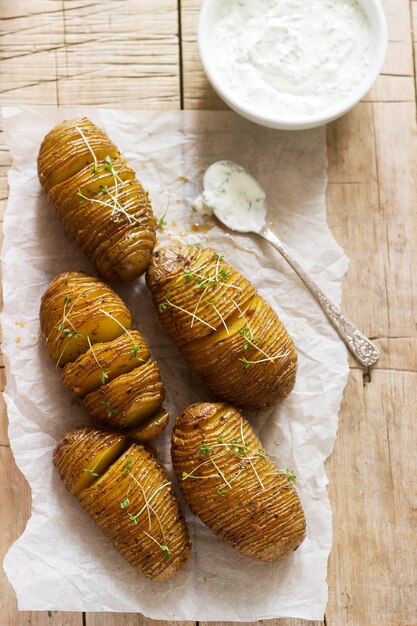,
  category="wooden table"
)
[1,2,416,625]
